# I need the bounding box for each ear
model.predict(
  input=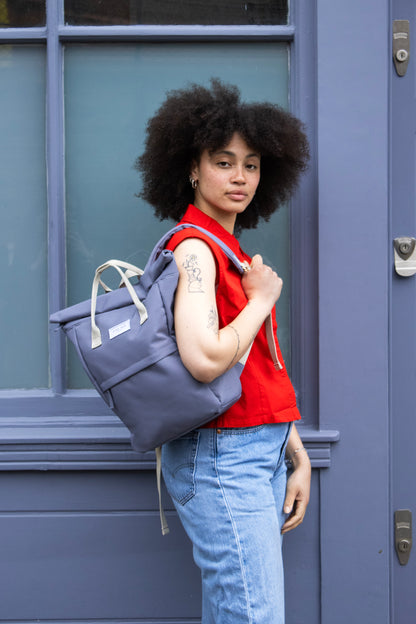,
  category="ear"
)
[190,159,199,179]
